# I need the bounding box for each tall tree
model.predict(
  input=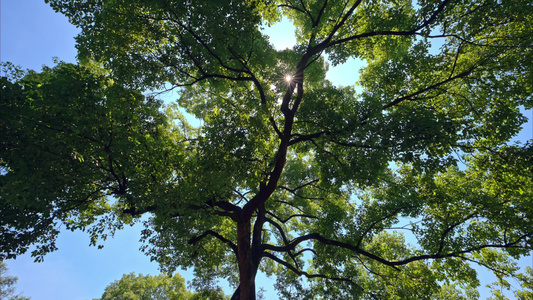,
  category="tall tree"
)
[2,0,532,299]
